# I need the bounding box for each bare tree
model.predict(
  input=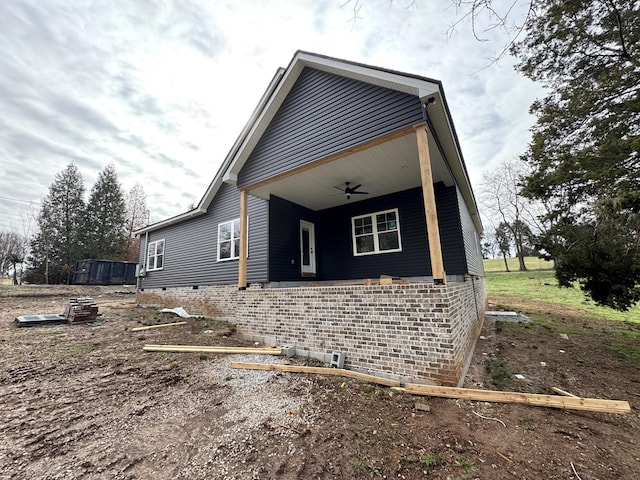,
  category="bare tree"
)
[480,159,539,271]
[0,230,27,284]
[125,183,148,262]
[449,0,534,63]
